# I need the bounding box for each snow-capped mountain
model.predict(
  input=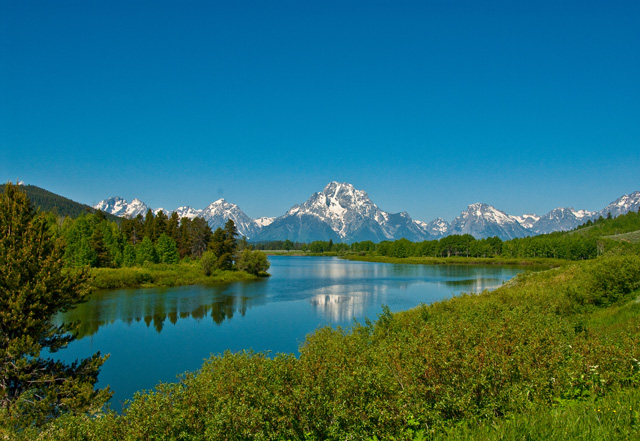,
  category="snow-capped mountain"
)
[173,206,201,220]
[530,208,595,234]
[253,182,432,243]
[94,197,261,239]
[597,191,640,219]
[448,203,531,240]
[95,186,640,243]
[416,218,450,238]
[512,214,541,230]
[94,196,149,219]
[201,199,261,239]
